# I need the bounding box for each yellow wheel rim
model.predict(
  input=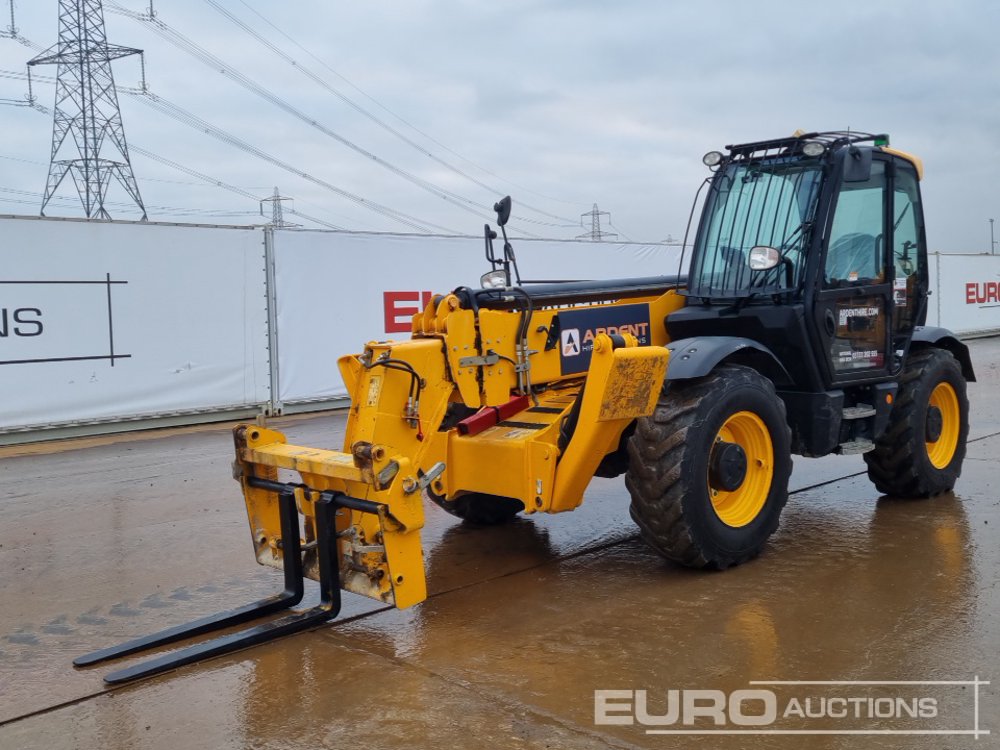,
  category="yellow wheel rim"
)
[709,411,774,528]
[926,381,960,469]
